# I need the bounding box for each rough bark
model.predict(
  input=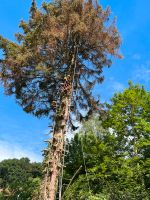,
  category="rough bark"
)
[40,97,70,200]
[50,98,70,200]
[39,46,77,200]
